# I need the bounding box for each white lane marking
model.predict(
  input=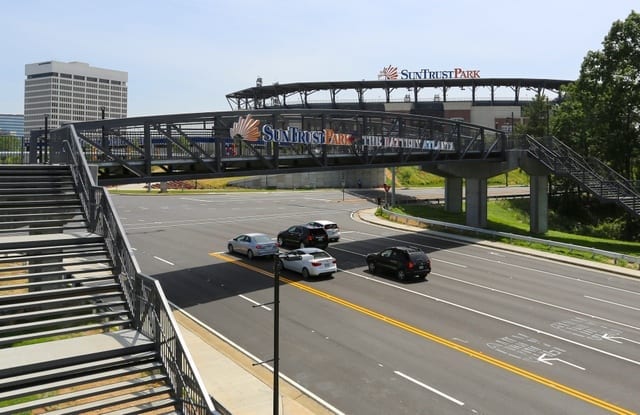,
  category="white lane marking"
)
[584,296,640,311]
[169,304,346,415]
[394,371,464,406]
[122,209,343,230]
[153,256,175,266]
[441,274,640,331]
[602,333,640,345]
[432,258,467,268]
[239,294,272,311]
[341,269,640,366]
[537,354,585,370]
[329,246,467,268]
[489,251,505,257]
[353,230,640,296]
